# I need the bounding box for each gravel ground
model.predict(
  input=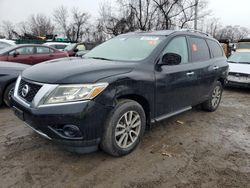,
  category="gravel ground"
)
[0,88,249,188]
